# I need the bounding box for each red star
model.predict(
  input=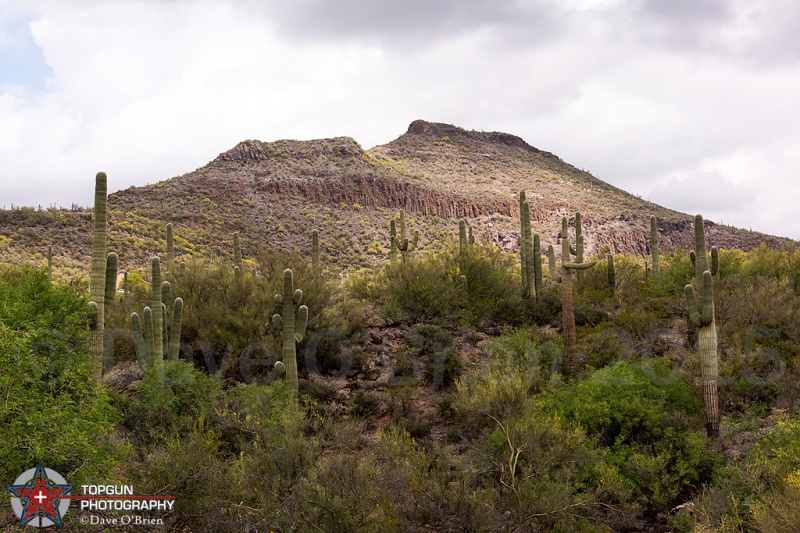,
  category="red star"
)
[9,467,71,525]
